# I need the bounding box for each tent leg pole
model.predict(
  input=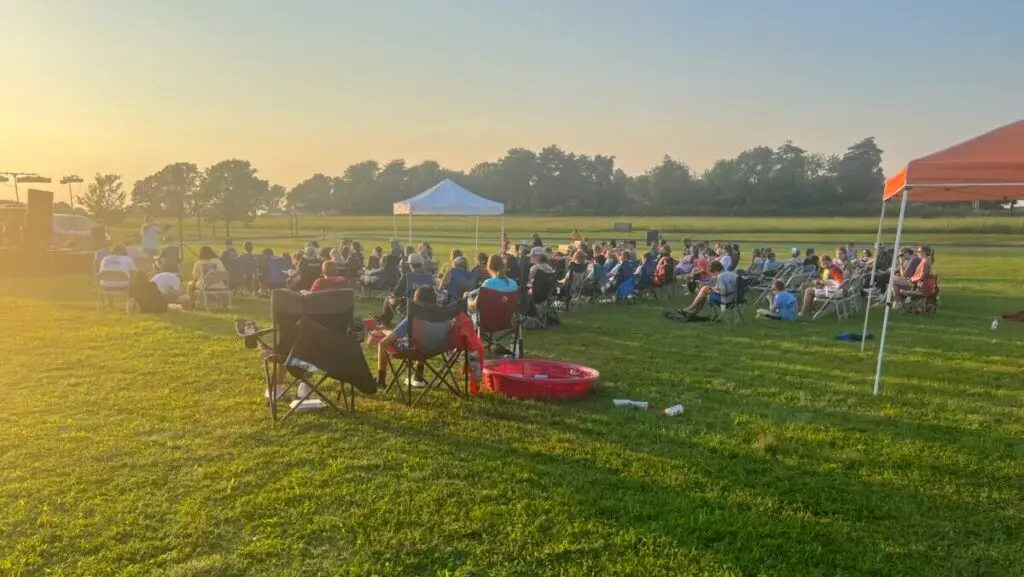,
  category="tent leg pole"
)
[500,217,505,255]
[861,199,887,352]
[408,214,412,248]
[873,189,909,396]
[393,214,397,238]
[475,216,479,253]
